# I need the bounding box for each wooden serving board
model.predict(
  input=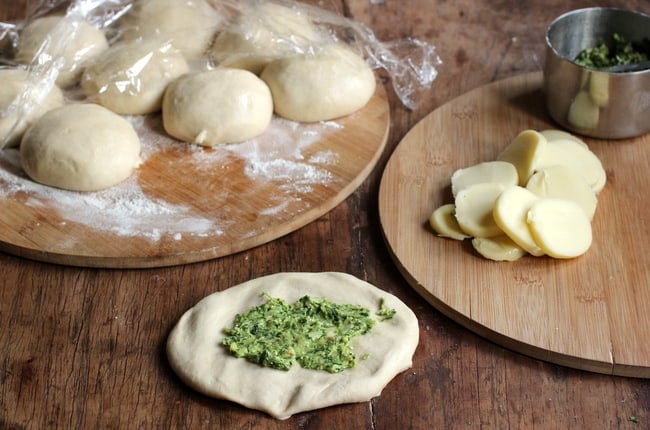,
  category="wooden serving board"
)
[379,72,650,377]
[0,85,389,268]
